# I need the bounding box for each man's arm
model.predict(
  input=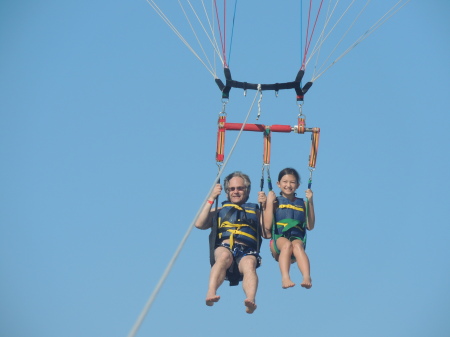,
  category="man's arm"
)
[195,184,222,230]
